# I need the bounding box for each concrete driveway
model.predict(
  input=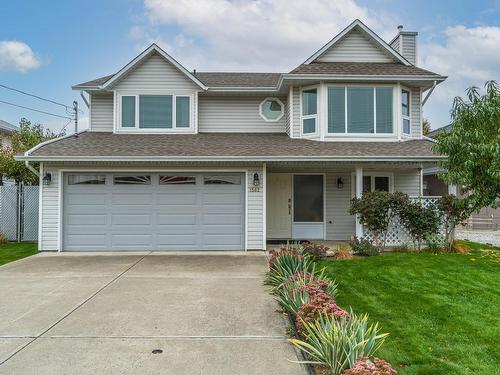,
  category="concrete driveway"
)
[0,252,306,375]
